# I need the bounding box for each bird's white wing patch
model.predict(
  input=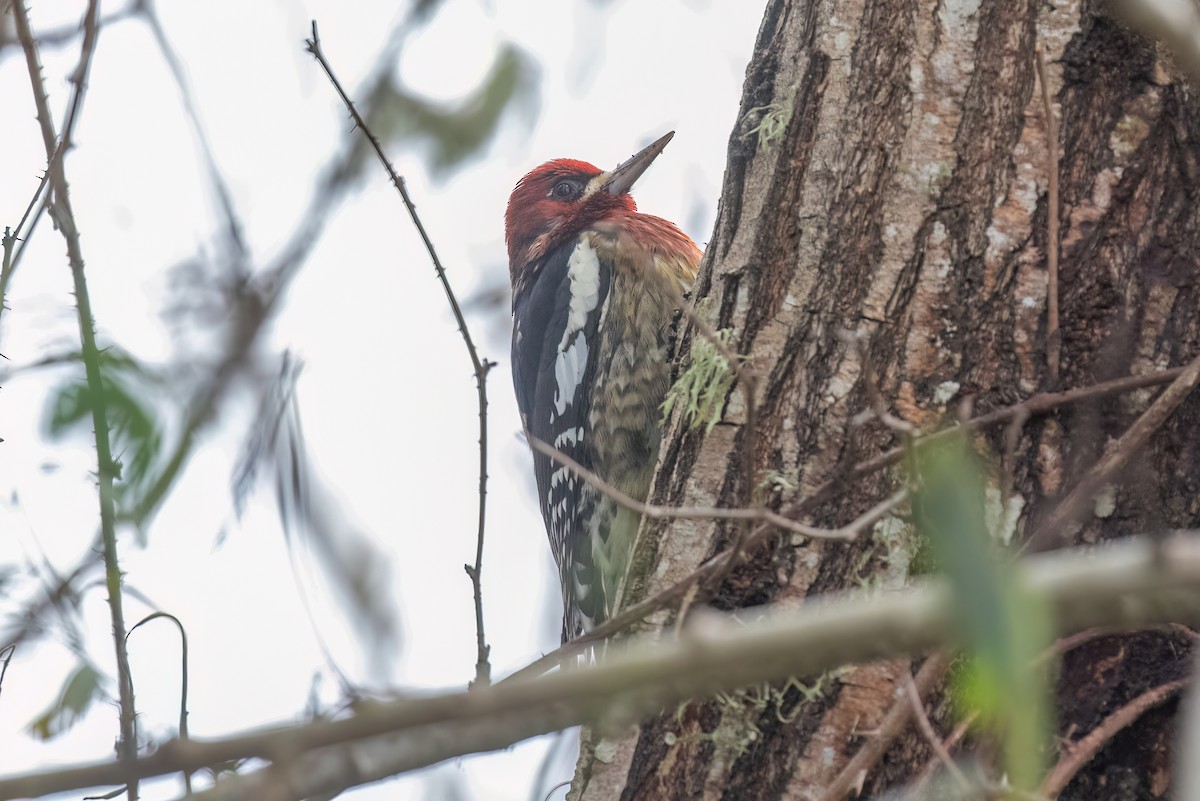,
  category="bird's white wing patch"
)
[553,335,588,416]
[557,239,602,349]
[551,238,603,419]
